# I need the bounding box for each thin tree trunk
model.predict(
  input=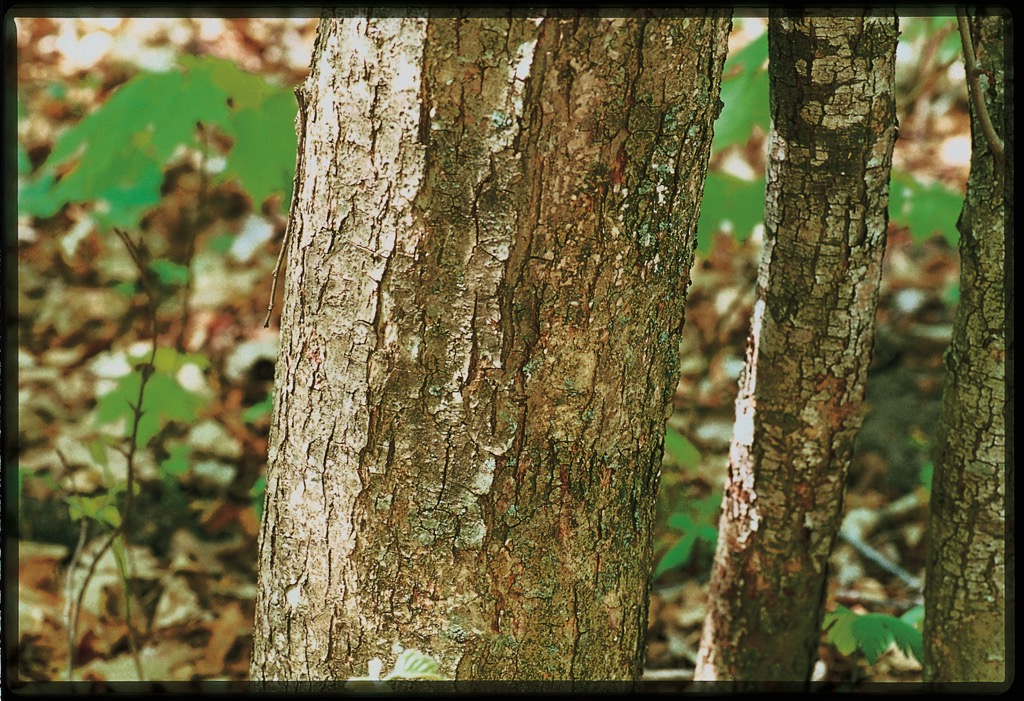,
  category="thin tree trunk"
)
[695,12,898,686]
[251,11,730,685]
[923,9,1010,686]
